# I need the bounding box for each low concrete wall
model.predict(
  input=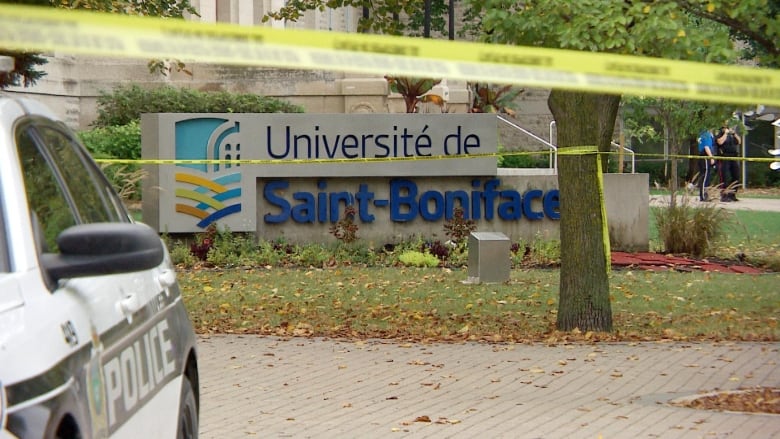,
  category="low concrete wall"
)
[603,173,649,252]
